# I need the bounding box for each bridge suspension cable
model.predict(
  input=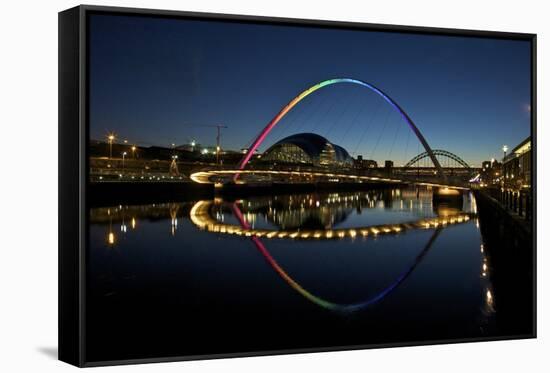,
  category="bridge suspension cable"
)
[234,78,446,182]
